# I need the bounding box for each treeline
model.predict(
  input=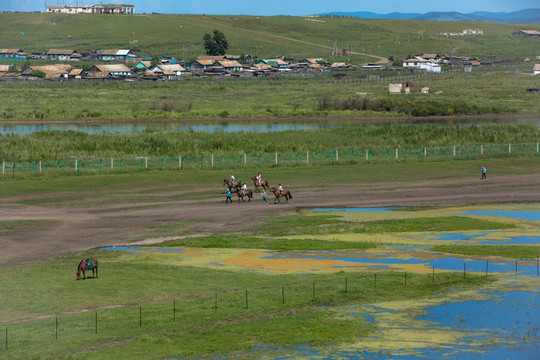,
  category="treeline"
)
[1,124,538,162]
